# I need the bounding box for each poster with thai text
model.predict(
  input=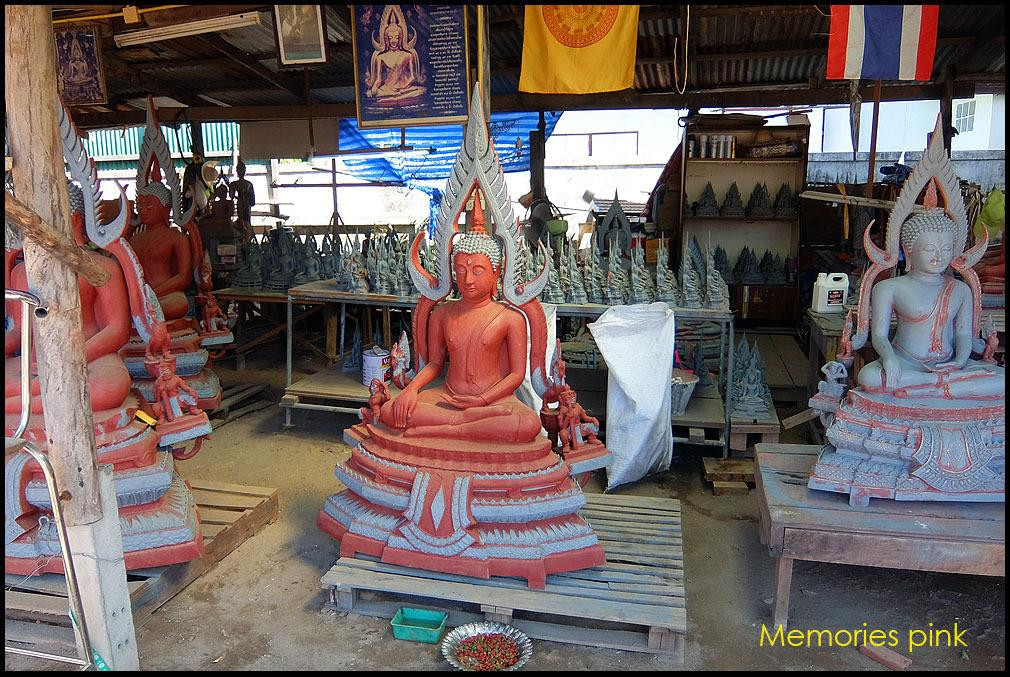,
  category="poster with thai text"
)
[352,5,469,129]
